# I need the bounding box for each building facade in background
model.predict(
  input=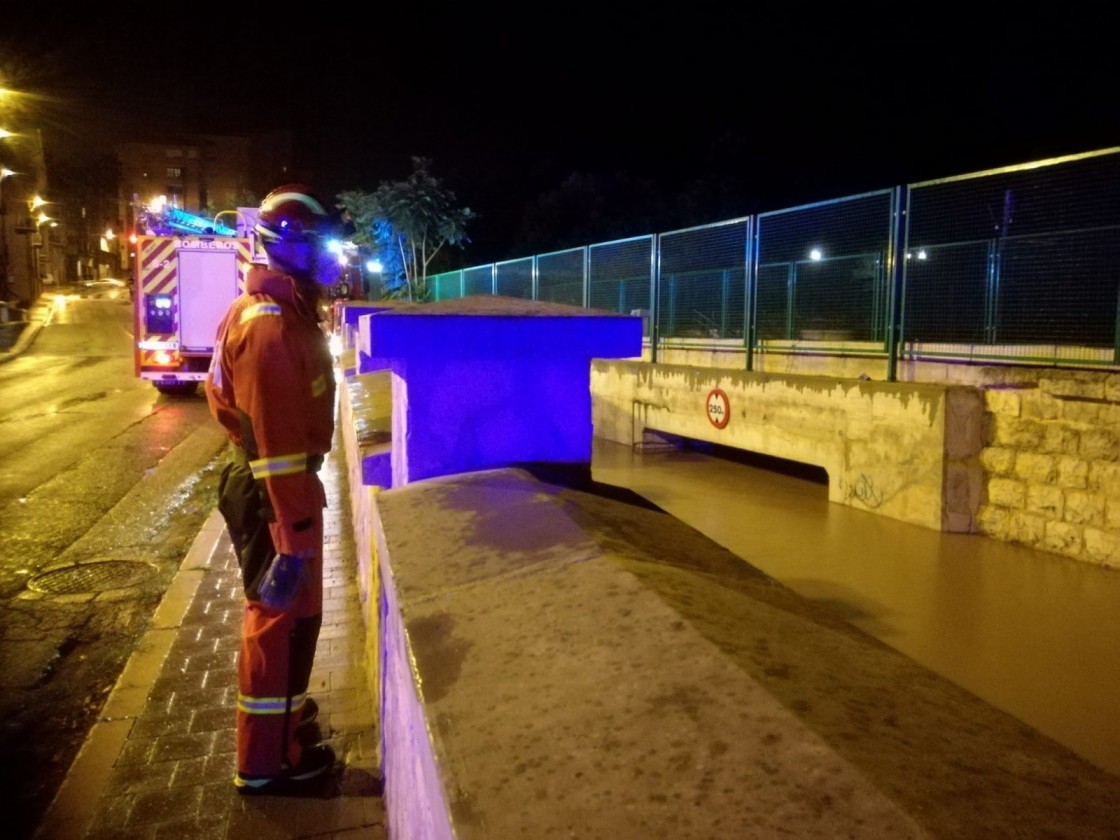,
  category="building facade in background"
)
[0,131,299,308]
[115,131,300,267]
